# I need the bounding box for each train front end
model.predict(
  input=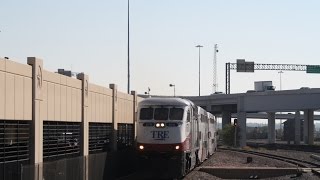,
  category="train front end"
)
[136,98,191,178]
